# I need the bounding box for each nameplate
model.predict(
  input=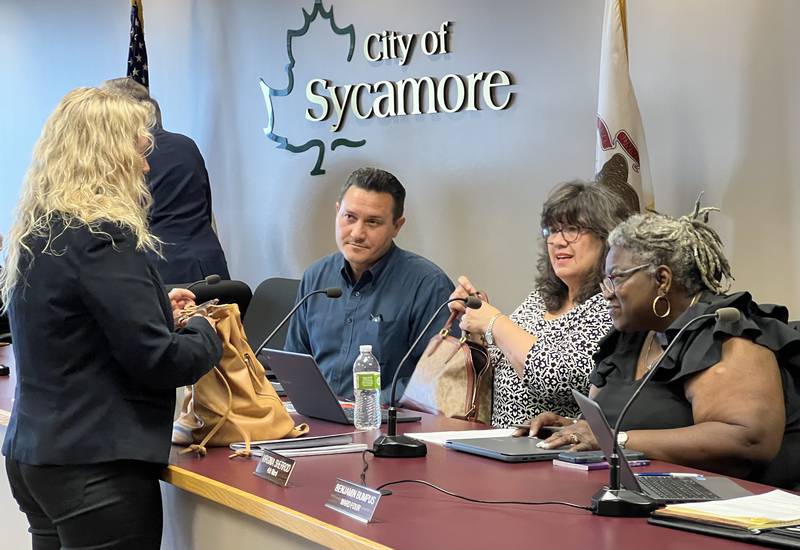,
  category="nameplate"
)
[325,478,382,523]
[253,449,295,487]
